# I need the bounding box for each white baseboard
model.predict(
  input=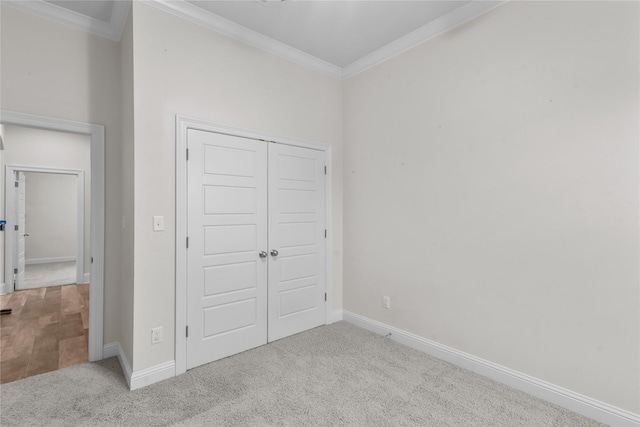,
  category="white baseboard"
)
[130,361,176,390]
[103,342,175,391]
[327,310,343,324]
[103,342,133,389]
[342,310,639,427]
[26,256,76,265]
[0,283,9,295]
[82,273,90,284]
